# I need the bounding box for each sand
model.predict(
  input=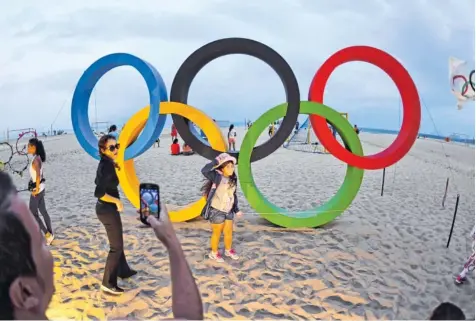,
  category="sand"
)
[2,127,475,320]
